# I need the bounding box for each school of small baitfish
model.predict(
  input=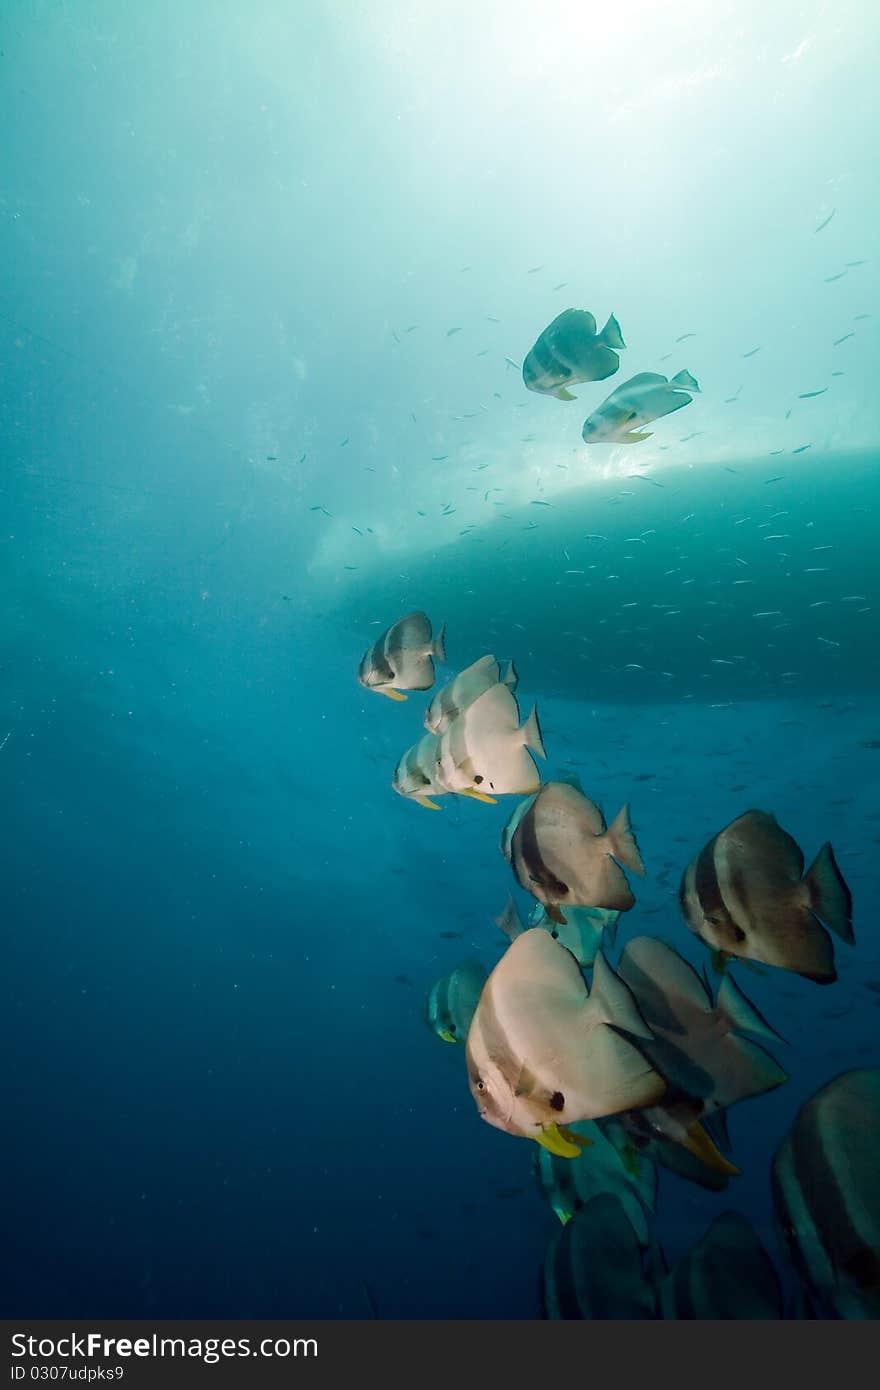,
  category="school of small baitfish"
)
[354,309,876,1320]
